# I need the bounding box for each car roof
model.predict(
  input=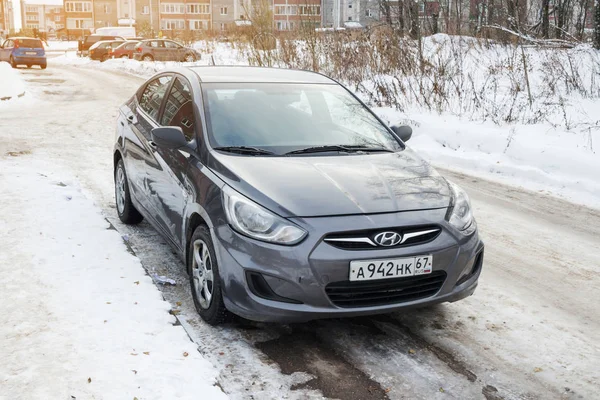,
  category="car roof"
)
[8,37,42,40]
[187,66,336,84]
